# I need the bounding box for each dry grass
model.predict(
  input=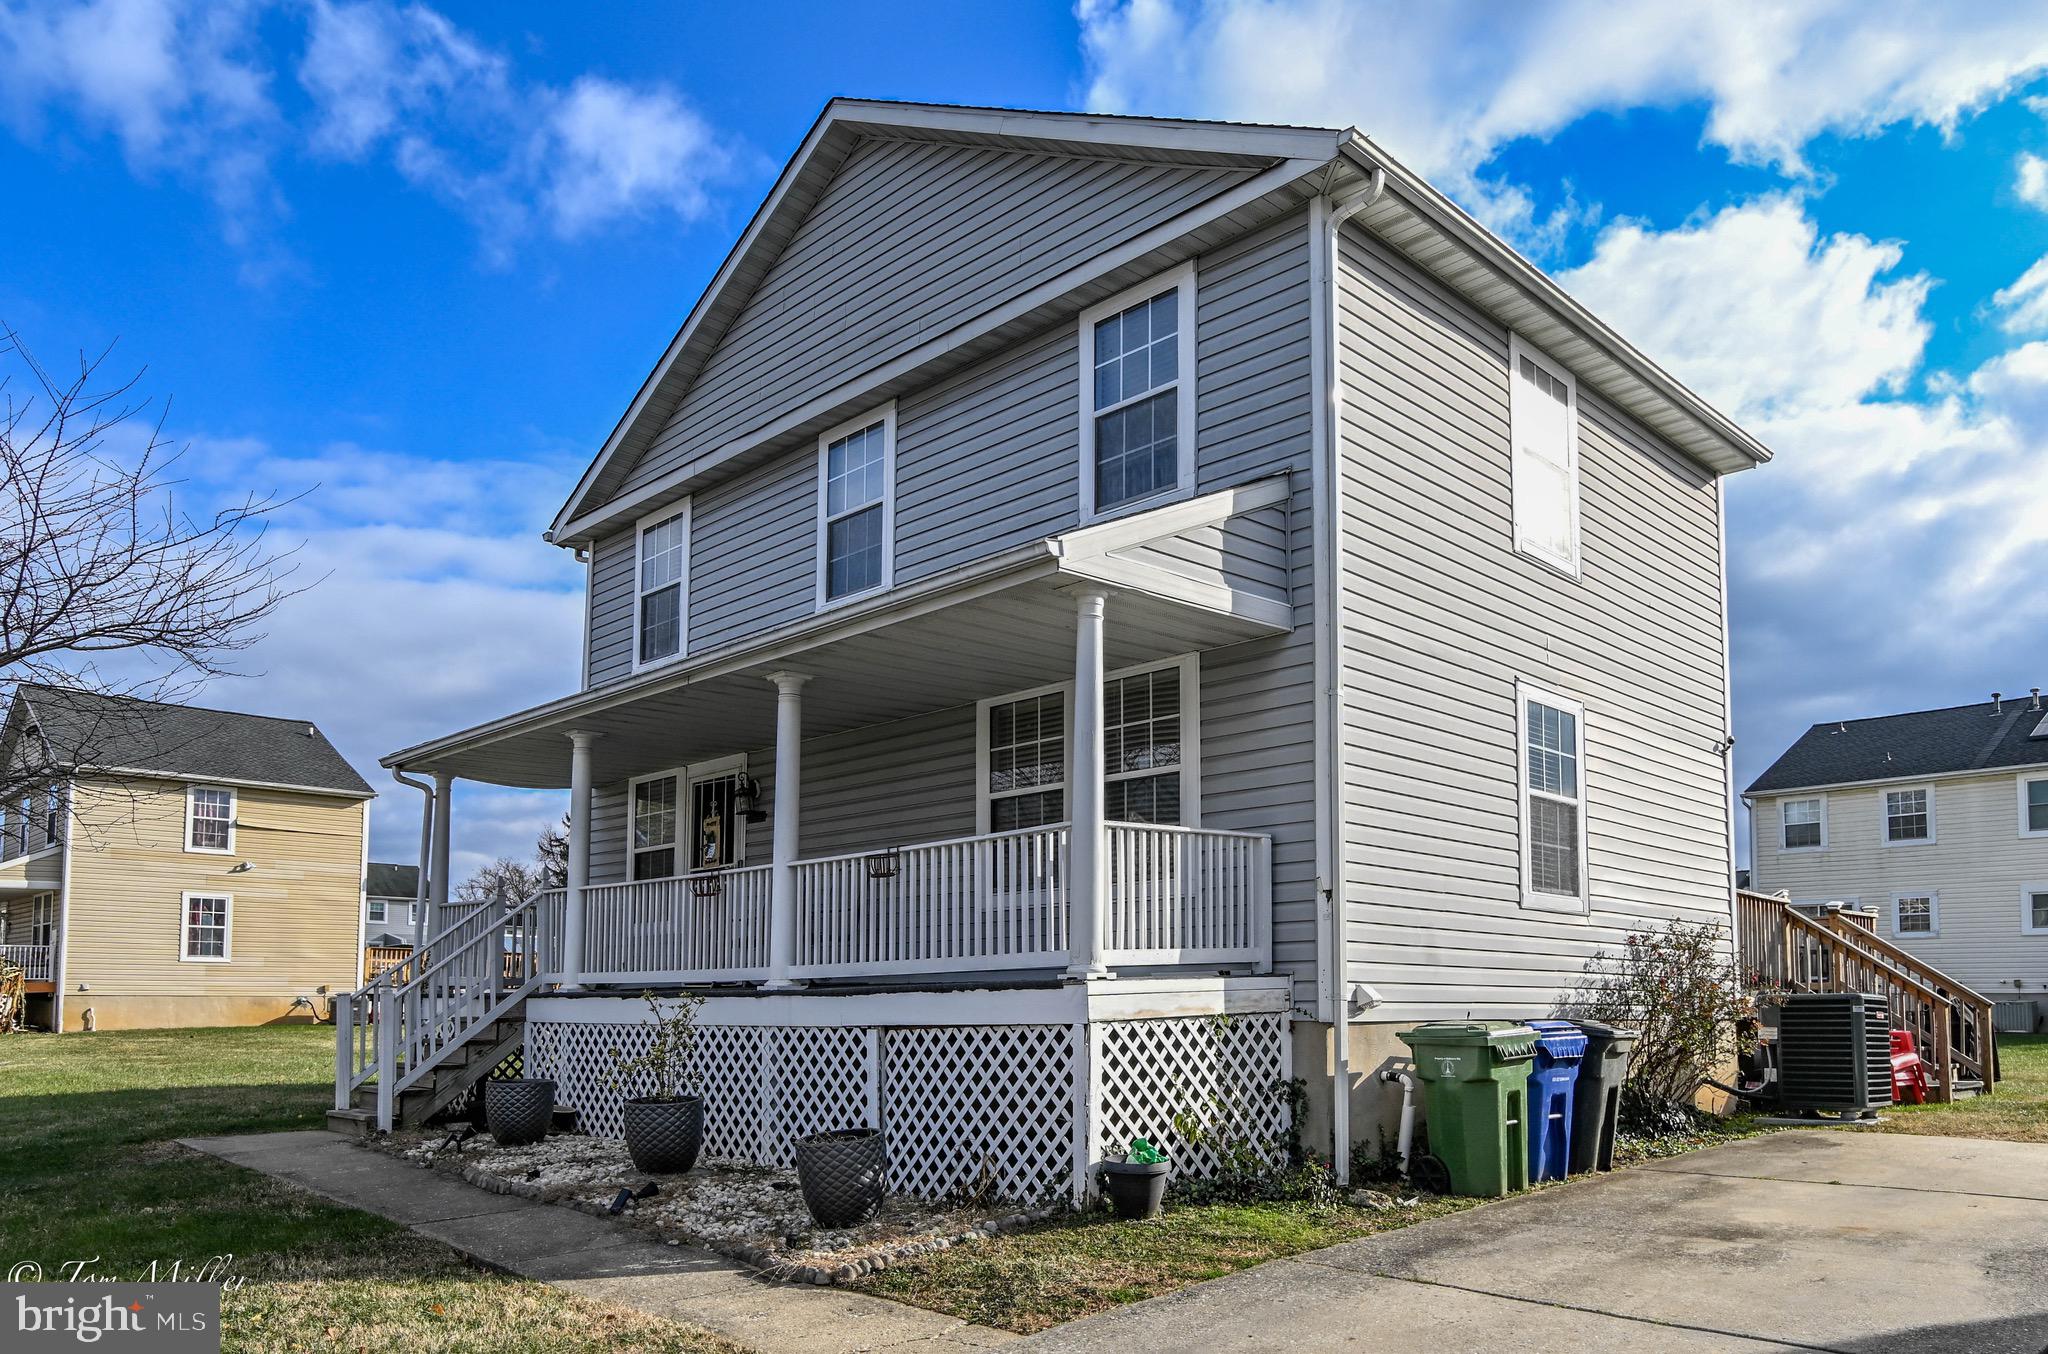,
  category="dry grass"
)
[0,1026,740,1353]
[1872,1034,2048,1143]
[847,1195,1475,1334]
